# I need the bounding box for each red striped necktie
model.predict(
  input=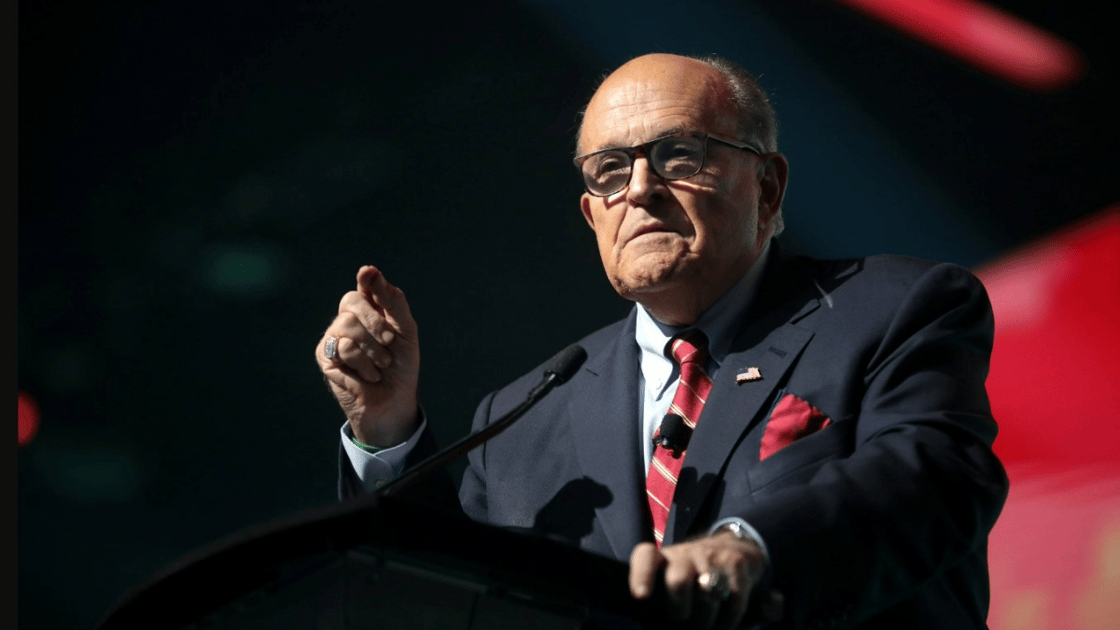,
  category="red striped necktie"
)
[646,330,712,547]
